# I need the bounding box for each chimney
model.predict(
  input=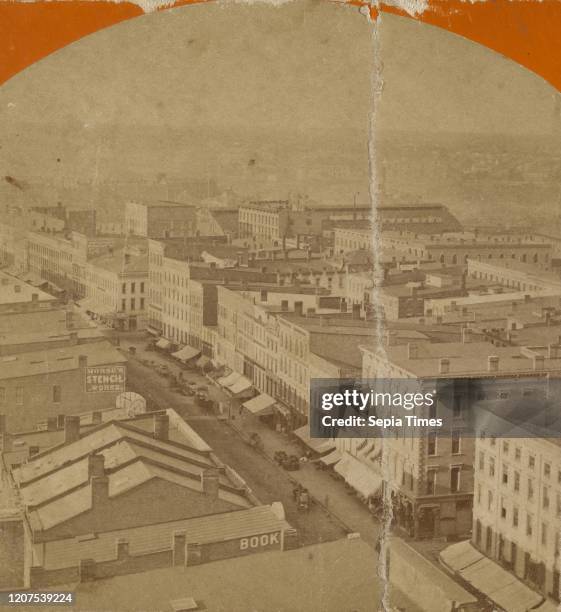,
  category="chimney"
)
[294,301,304,316]
[78,354,88,369]
[31,293,38,303]
[407,343,418,360]
[201,468,220,498]
[461,327,471,344]
[65,310,74,329]
[533,354,545,371]
[439,358,450,375]
[88,453,105,479]
[91,474,109,506]
[64,415,80,444]
[47,417,57,432]
[487,356,499,373]
[153,413,169,441]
